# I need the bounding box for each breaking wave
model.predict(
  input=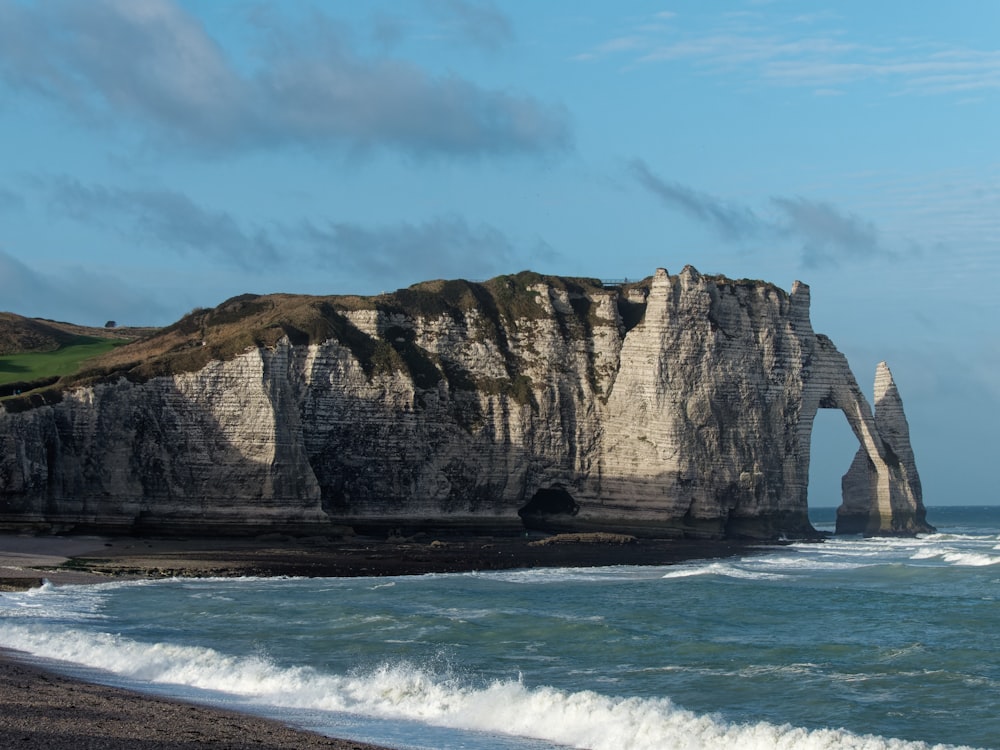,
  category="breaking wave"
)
[909,548,1000,567]
[660,561,787,581]
[0,623,977,750]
